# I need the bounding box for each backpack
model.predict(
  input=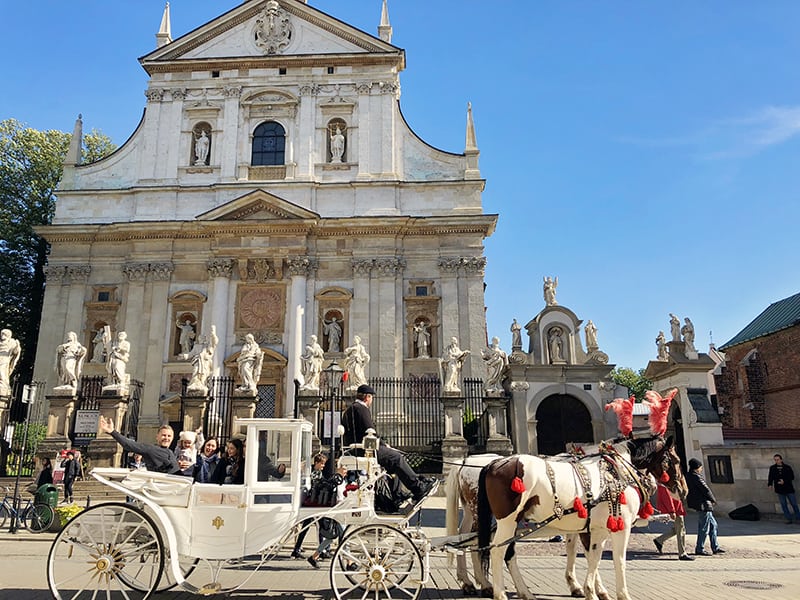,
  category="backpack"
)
[728,503,760,521]
[318,517,343,539]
